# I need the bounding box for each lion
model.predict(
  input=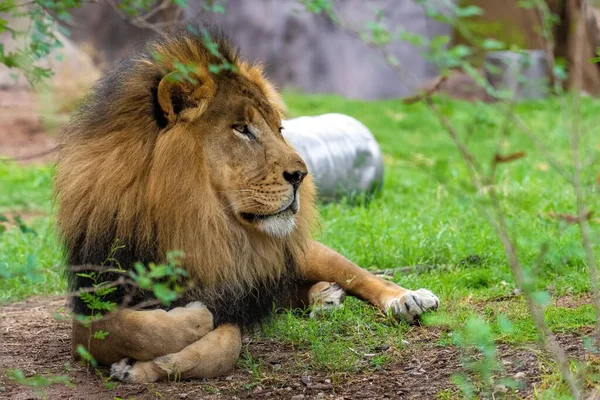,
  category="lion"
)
[54,25,439,383]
